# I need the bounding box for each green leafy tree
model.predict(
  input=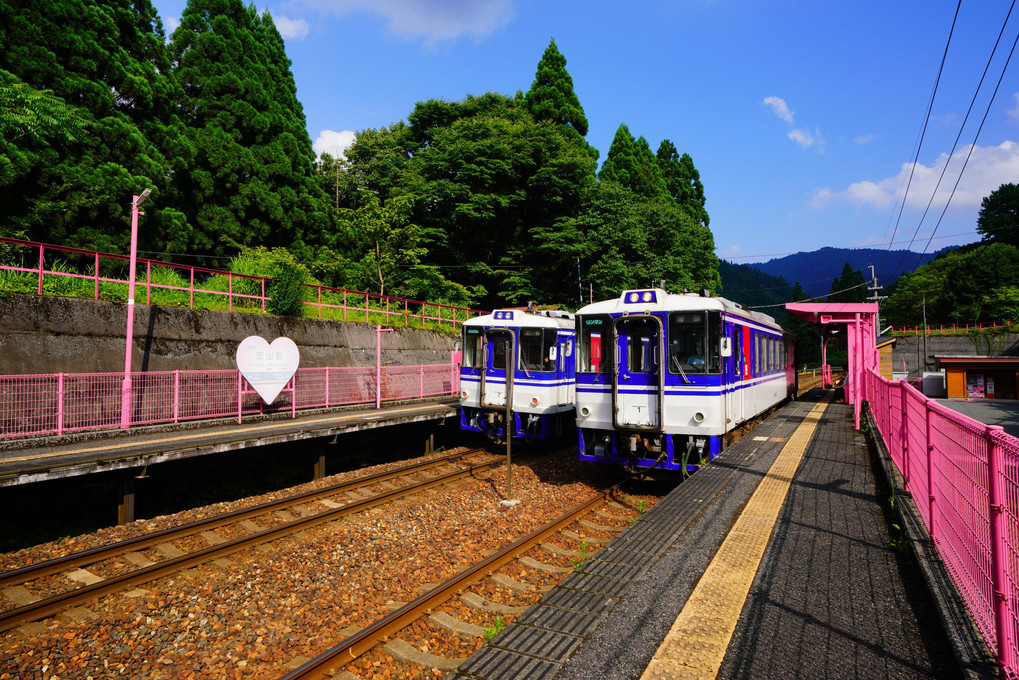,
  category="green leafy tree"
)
[0,0,188,251]
[782,281,820,368]
[883,243,1019,325]
[540,181,718,303]
[976,182,1019,247]
[169,0,330,260]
